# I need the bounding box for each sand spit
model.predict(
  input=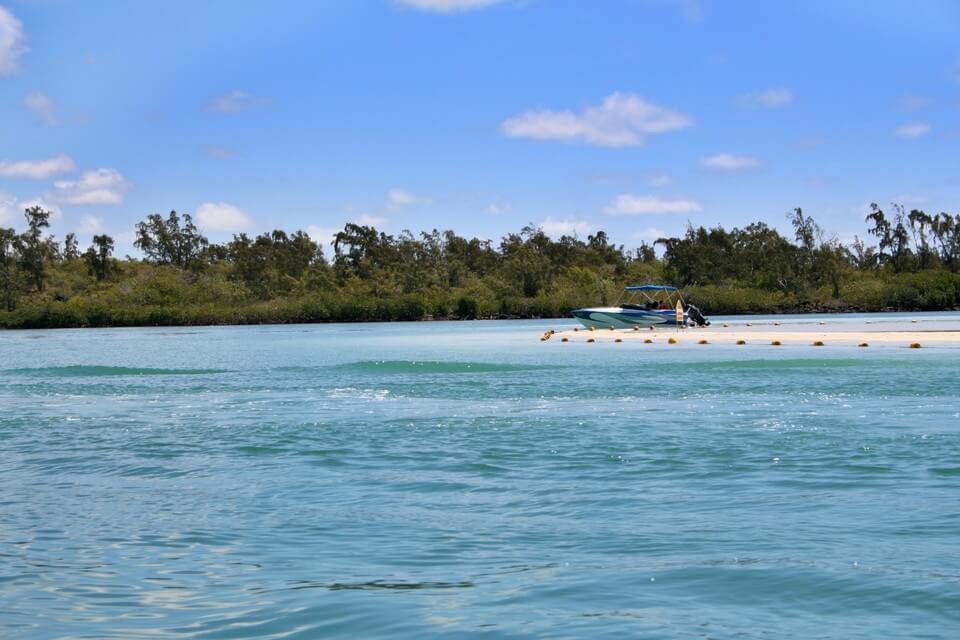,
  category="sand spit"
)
[545,318,960,347]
